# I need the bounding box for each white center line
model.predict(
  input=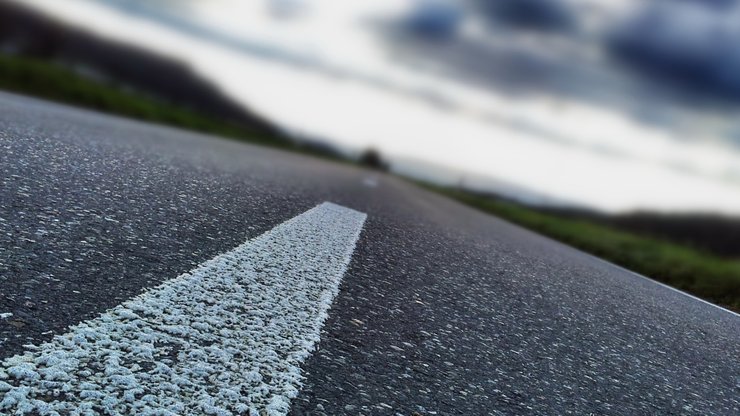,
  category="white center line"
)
[0,202,366,416]
[362,176,379,188]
